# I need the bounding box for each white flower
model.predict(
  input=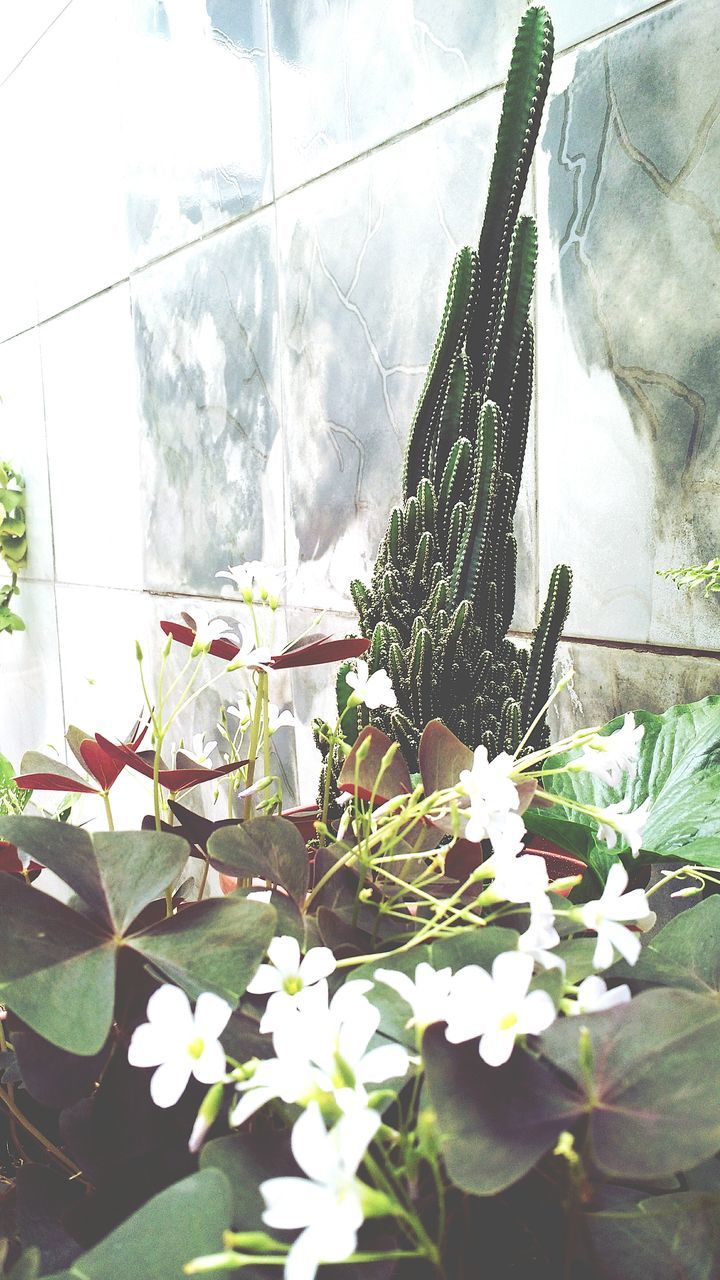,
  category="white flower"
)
[247,936,336,1032]
[261,1102,379,1280]
[231,982,408,1127]
[217,561,285,606]
[226,700,252,730]
[575,862,656,970]
[268,704,299,735]
[484,852,550,908]
[128,985,231,1108]
[458,747,526,858]
[373,961,454,1030]
[596,797,652,858]
[565,974,631,1016]
[345,661,397,711]
[184,732,217,766]
[518,907,565,973]
[573,714,644,787]
[187,610,240,654]
[445,951,556,1066]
